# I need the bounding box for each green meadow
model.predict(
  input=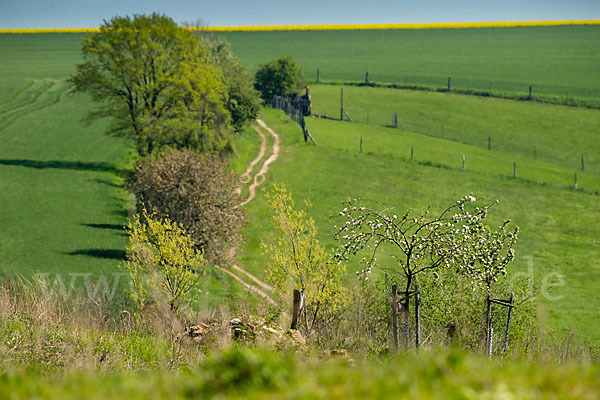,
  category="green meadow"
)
[308,84,600,176]
[217,25,600,100]
[242,108,600,342]
[0,32,129,278]
[1,348,598,399]
[1,27,599,340]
